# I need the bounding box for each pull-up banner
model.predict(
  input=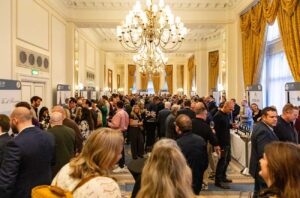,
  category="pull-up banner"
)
[57,84,71,105]
[246,84,263,109]
[0,79,22,115]
[285,82,300,106]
